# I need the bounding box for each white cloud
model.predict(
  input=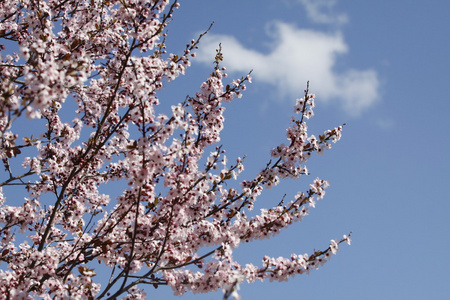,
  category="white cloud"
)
[375,118,395,130]
[297,0,348,25]
[194,21,379,116]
